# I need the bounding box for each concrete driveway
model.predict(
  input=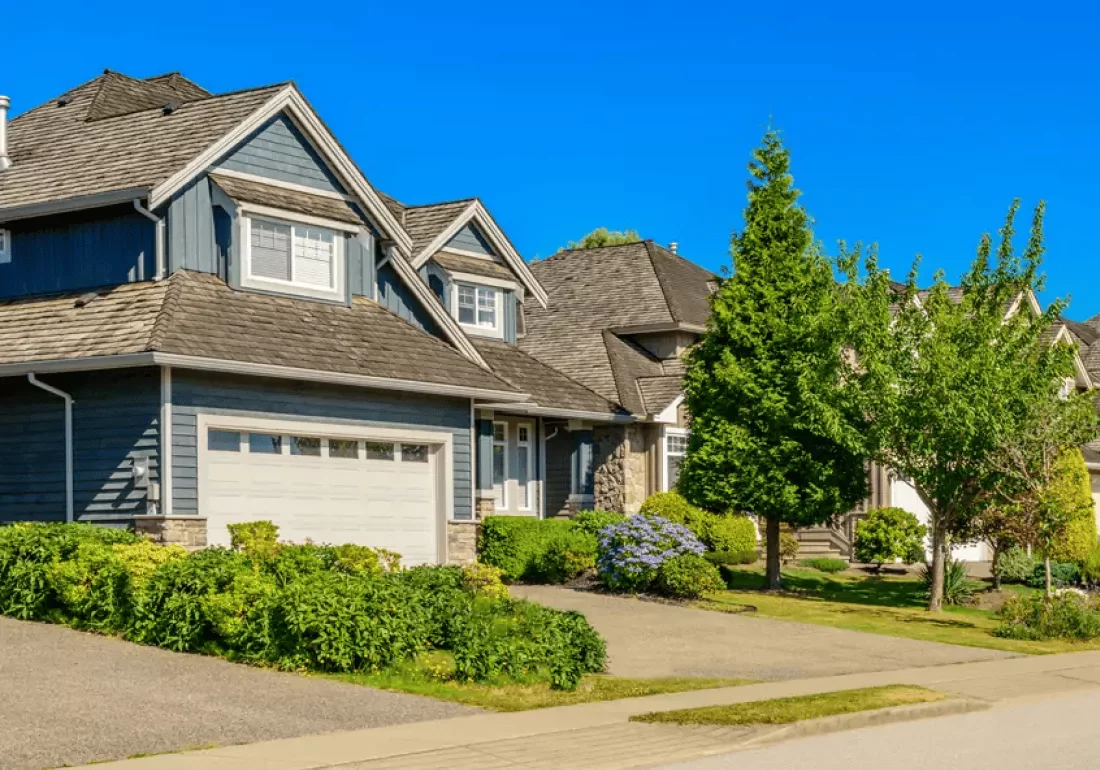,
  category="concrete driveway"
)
[0,617,474,770]
[511,585,1014,681]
